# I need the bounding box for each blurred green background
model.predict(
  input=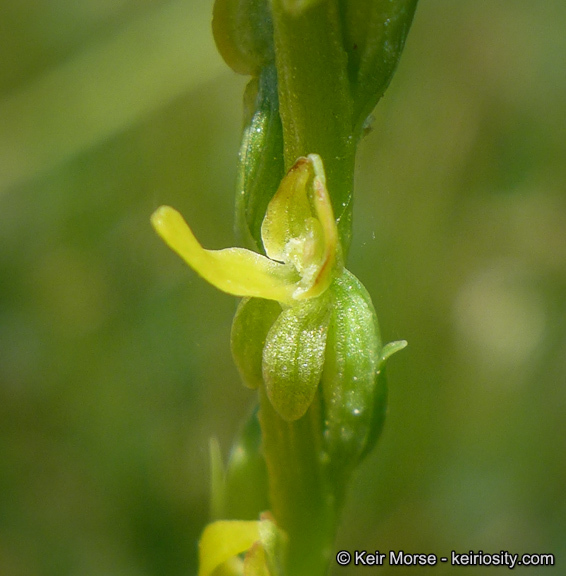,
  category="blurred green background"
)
[1,1,564,574]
